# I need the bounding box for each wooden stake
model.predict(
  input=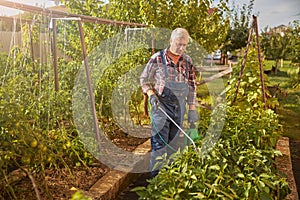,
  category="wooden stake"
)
[233,15,267,109]
[253,15,267,109]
